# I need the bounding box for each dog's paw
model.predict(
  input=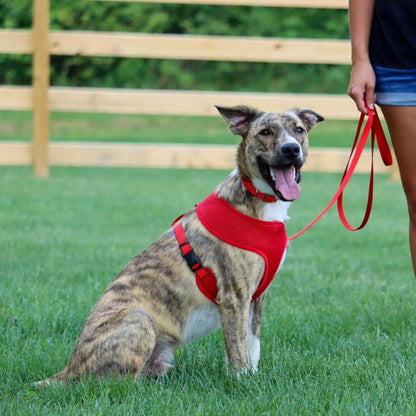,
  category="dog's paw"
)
[145,360,173,377]
[225,358,258,379]
[236,365,258,379]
